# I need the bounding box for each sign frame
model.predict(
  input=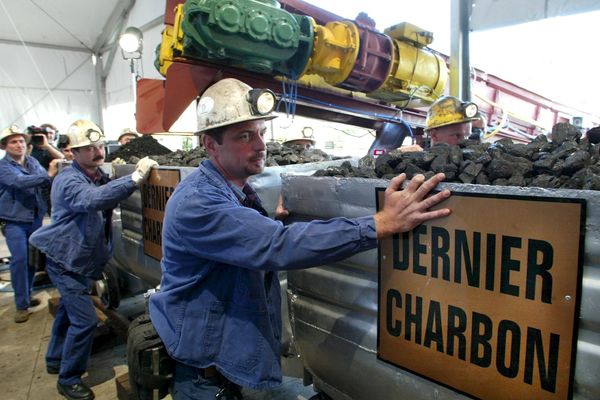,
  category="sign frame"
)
[376,189,586,400]
[141,168,181,261]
